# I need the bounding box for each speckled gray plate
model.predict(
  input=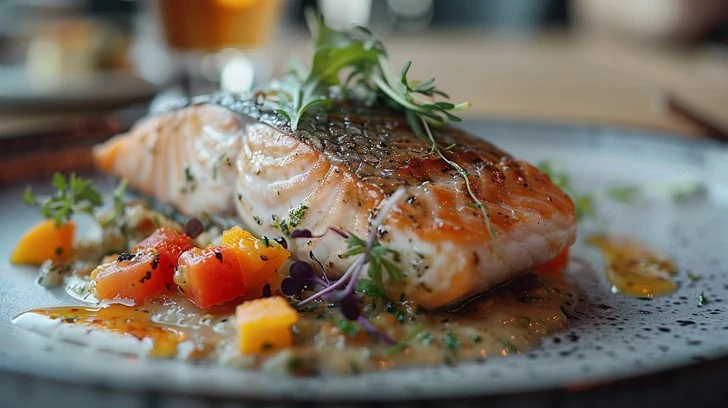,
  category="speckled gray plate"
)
[1,121,727,405]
